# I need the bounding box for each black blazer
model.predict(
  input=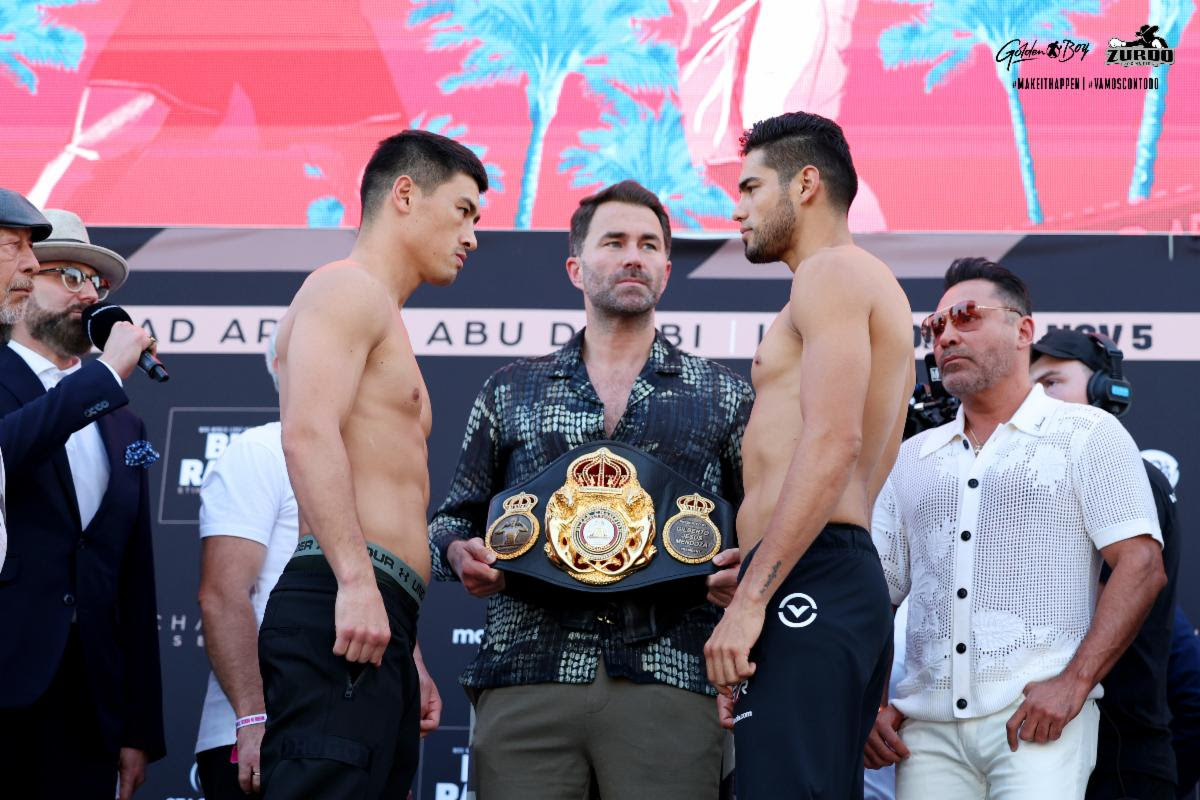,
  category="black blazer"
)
[0,346,165,761]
